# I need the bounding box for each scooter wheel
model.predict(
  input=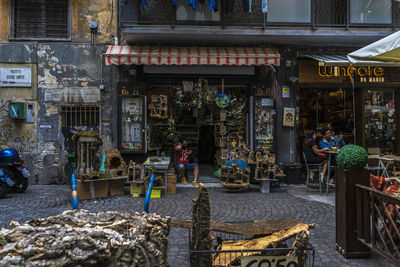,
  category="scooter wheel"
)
[0,181,9,198]
[9,169,29,193]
